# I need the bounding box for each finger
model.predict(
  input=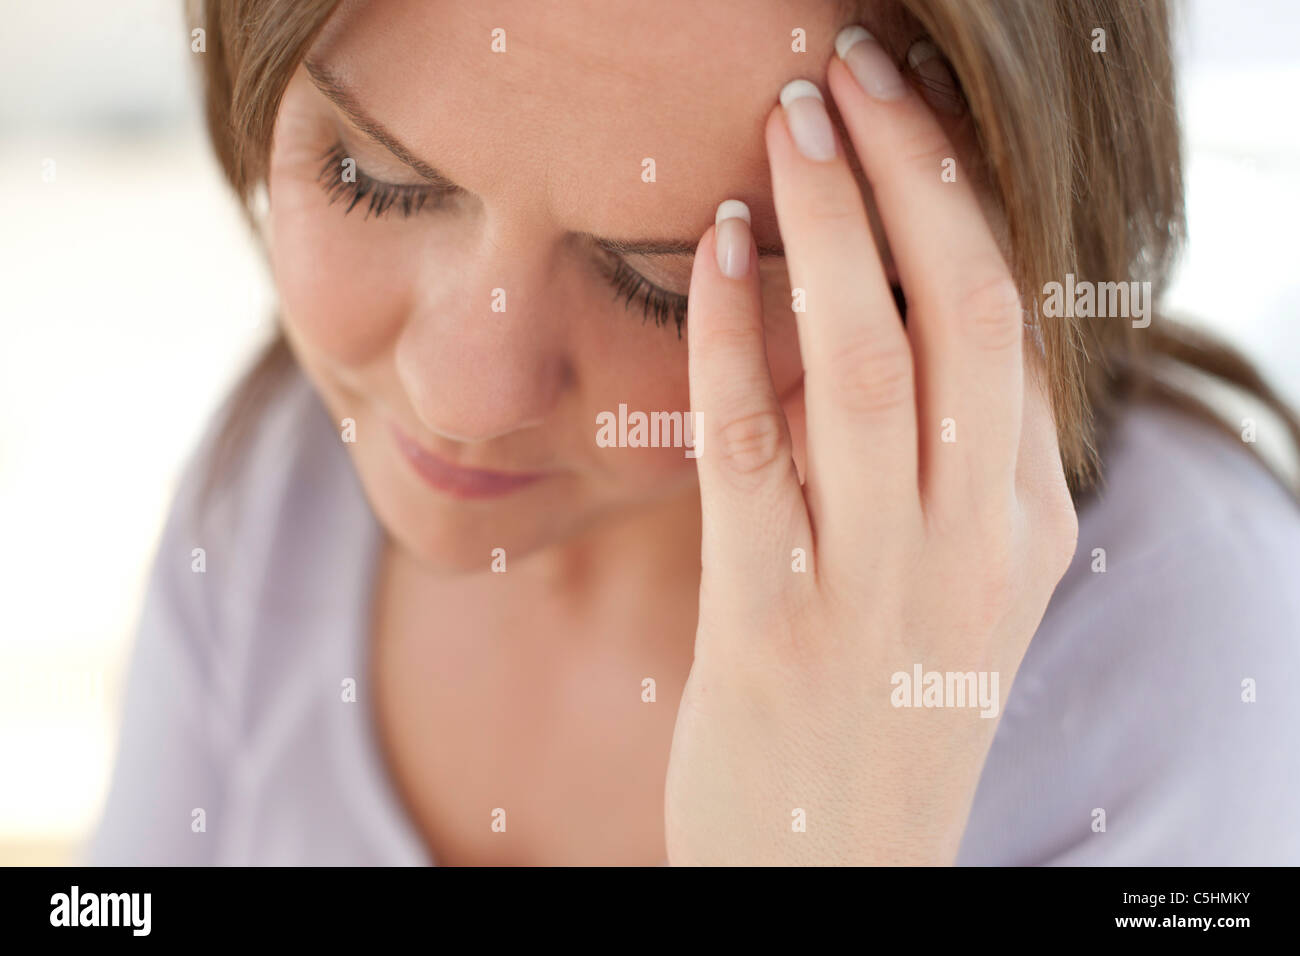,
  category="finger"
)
[764,80,919,537]
[828,27,1023,519]
[687,200,811,598]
